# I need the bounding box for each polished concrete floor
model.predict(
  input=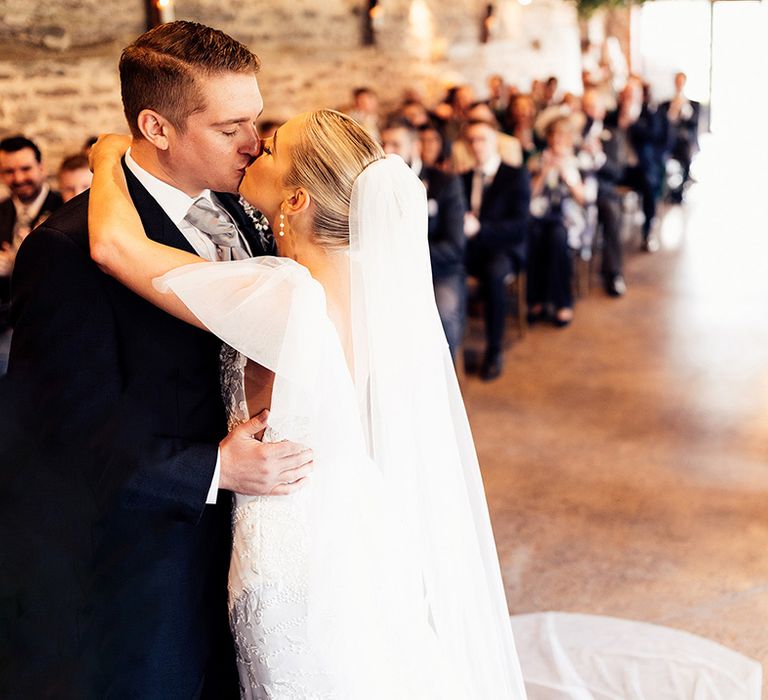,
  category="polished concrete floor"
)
[464,134,768,684]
